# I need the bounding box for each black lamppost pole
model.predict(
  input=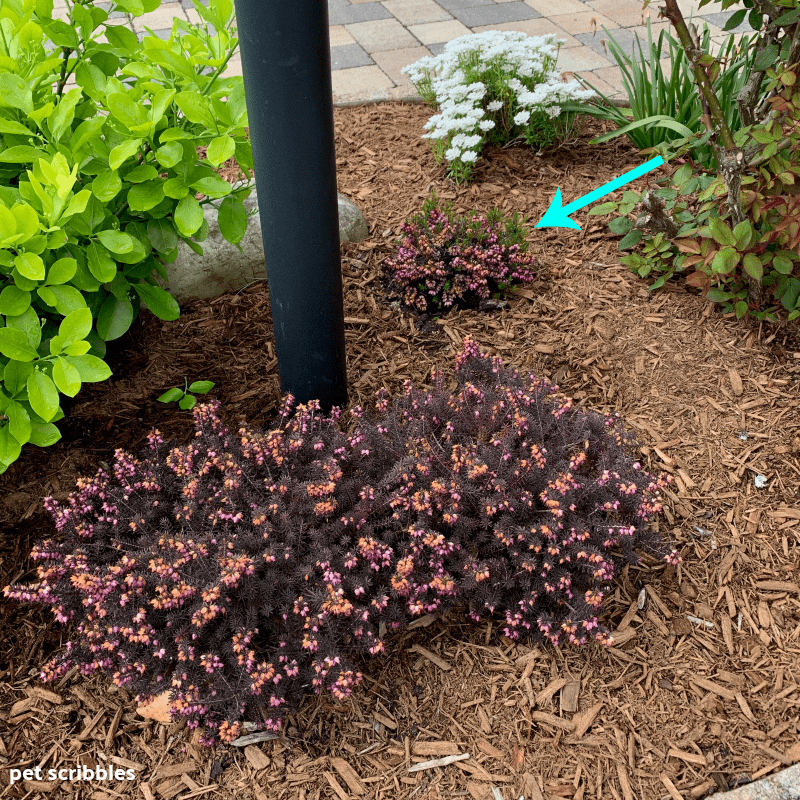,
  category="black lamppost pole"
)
[233,0,348,413]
